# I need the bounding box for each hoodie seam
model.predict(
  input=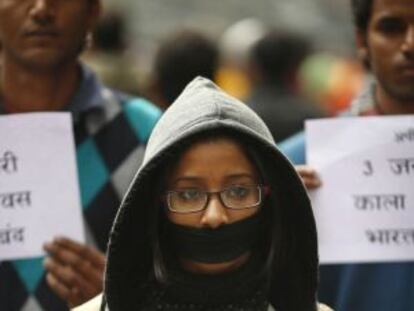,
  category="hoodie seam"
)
[214,92,223,120]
